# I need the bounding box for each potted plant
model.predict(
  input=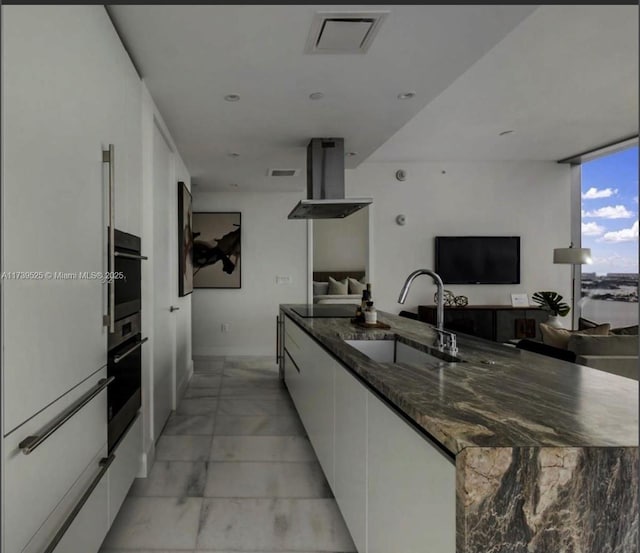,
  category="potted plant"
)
[531,291,570,328]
